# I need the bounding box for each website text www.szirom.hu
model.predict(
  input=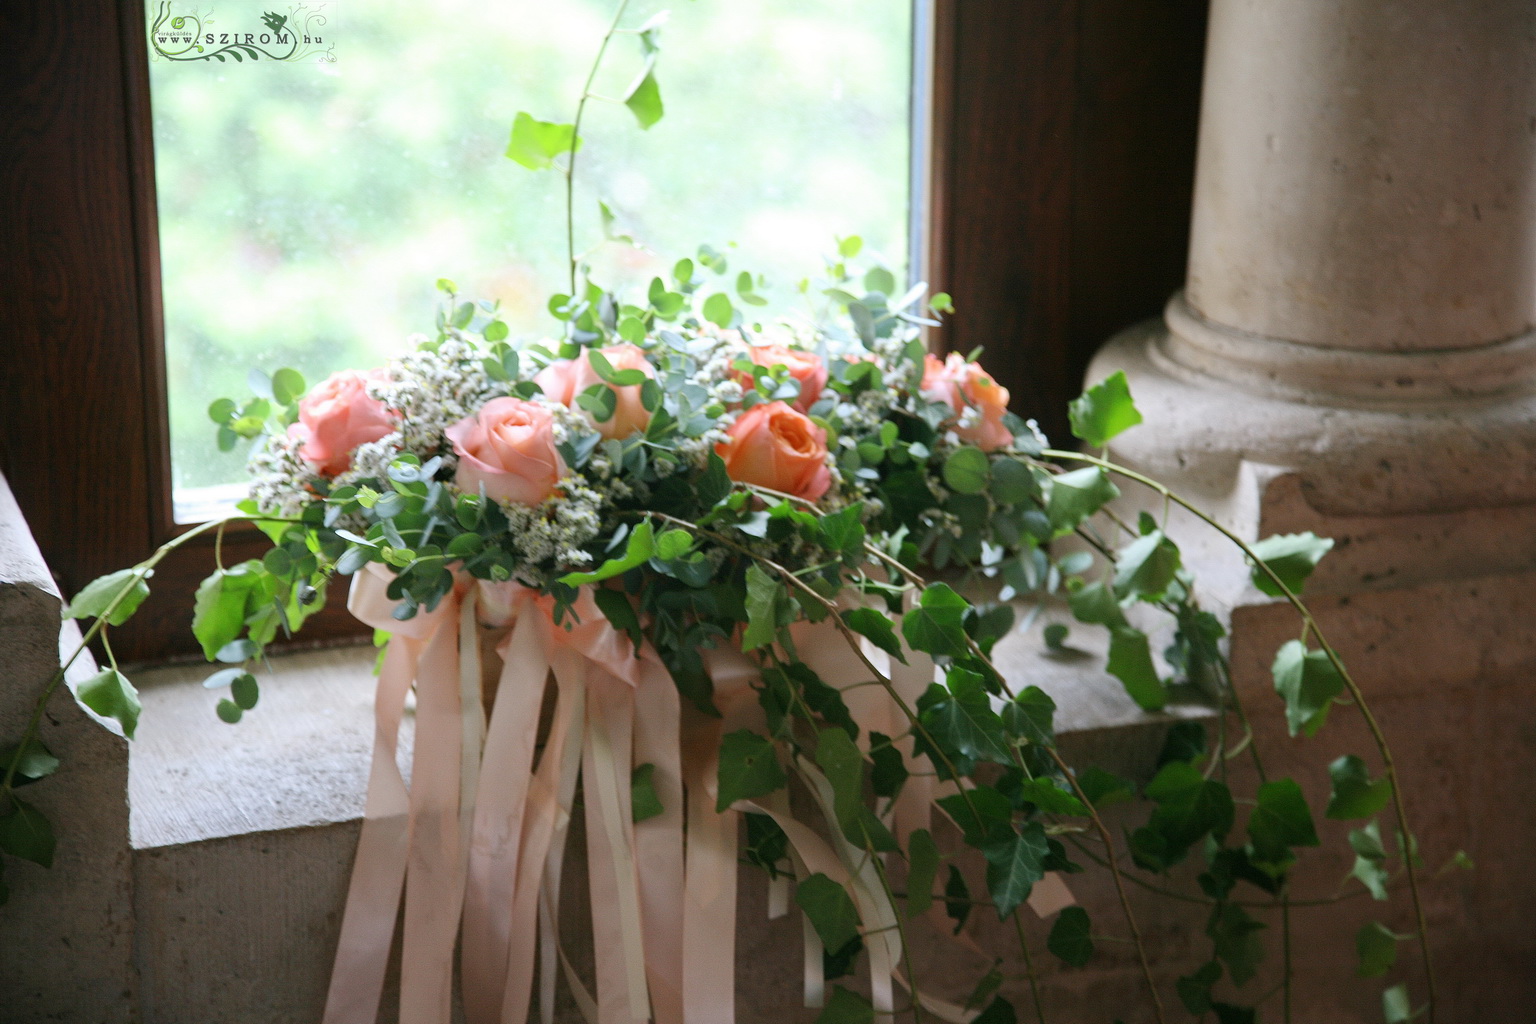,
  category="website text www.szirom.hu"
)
[154,29,324,46]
